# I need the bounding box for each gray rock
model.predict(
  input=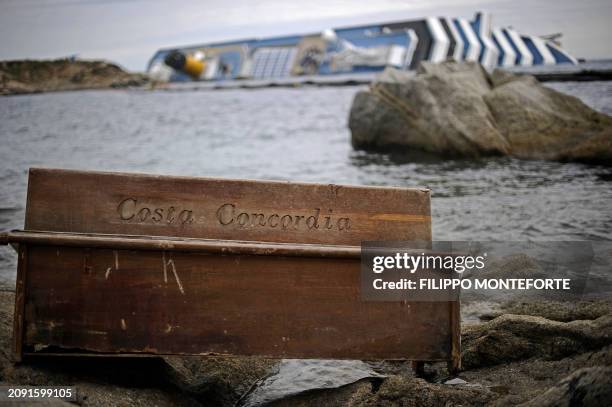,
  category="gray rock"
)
[462,314,612,369]
[266,380,374,407]
[484,75,612,164]
[520,366,612,407]
[239,359,384,406]
[349,61,510,157]
[481,300,612,322]
[349,375,495,406]
[445,377,468,385]
[349,61,612,165]
[163,355,279,406]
